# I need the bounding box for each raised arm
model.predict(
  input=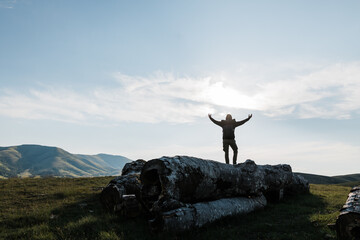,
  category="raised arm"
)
[208,114,222,126]
[234,114,252,127]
